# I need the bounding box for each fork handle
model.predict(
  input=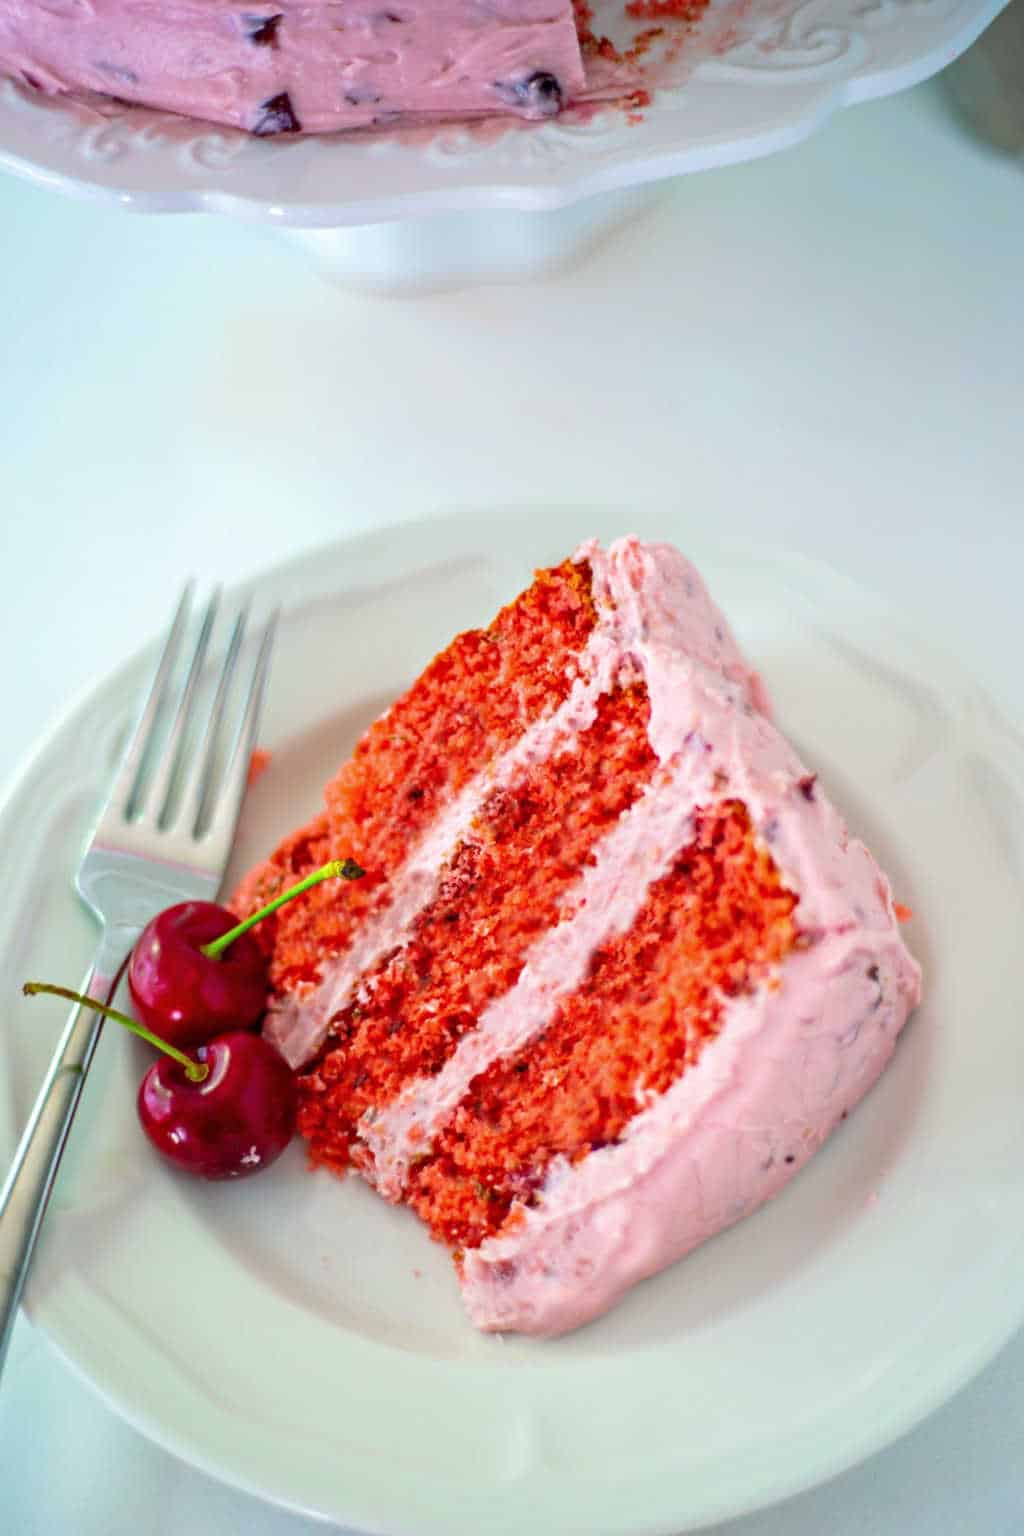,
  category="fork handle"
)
[0,924,140,1375]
